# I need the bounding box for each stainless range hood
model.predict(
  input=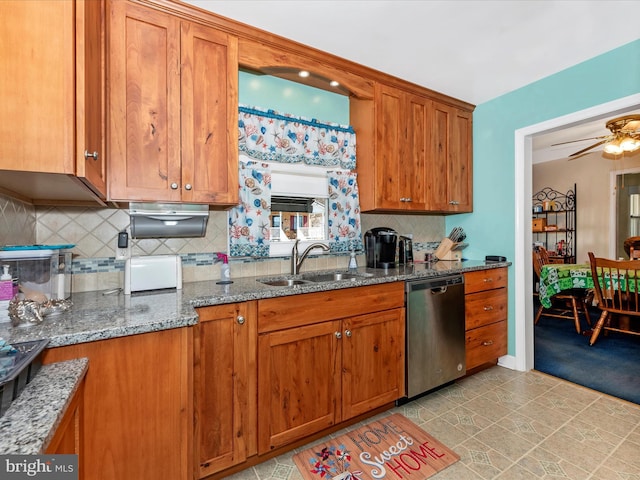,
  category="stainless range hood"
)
[128,203,209,239]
